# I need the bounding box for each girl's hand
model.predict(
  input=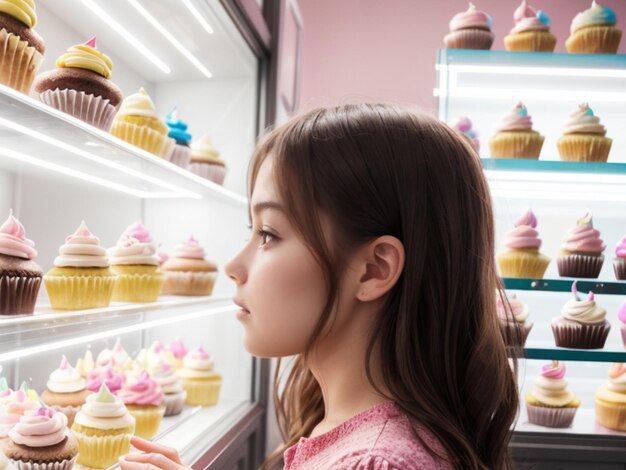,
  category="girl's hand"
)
[119,436,190,470]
